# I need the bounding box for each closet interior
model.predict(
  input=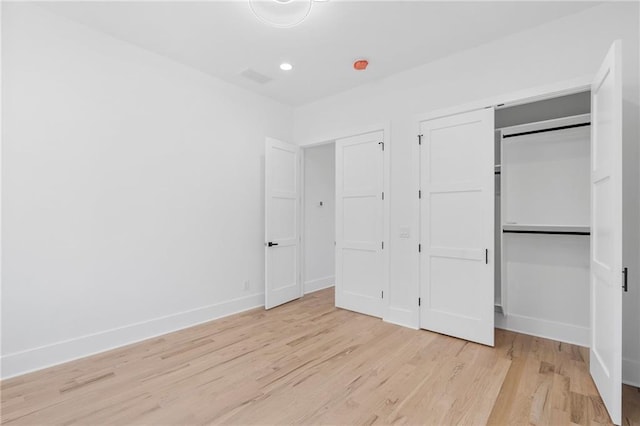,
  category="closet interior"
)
[494,91,592,346]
